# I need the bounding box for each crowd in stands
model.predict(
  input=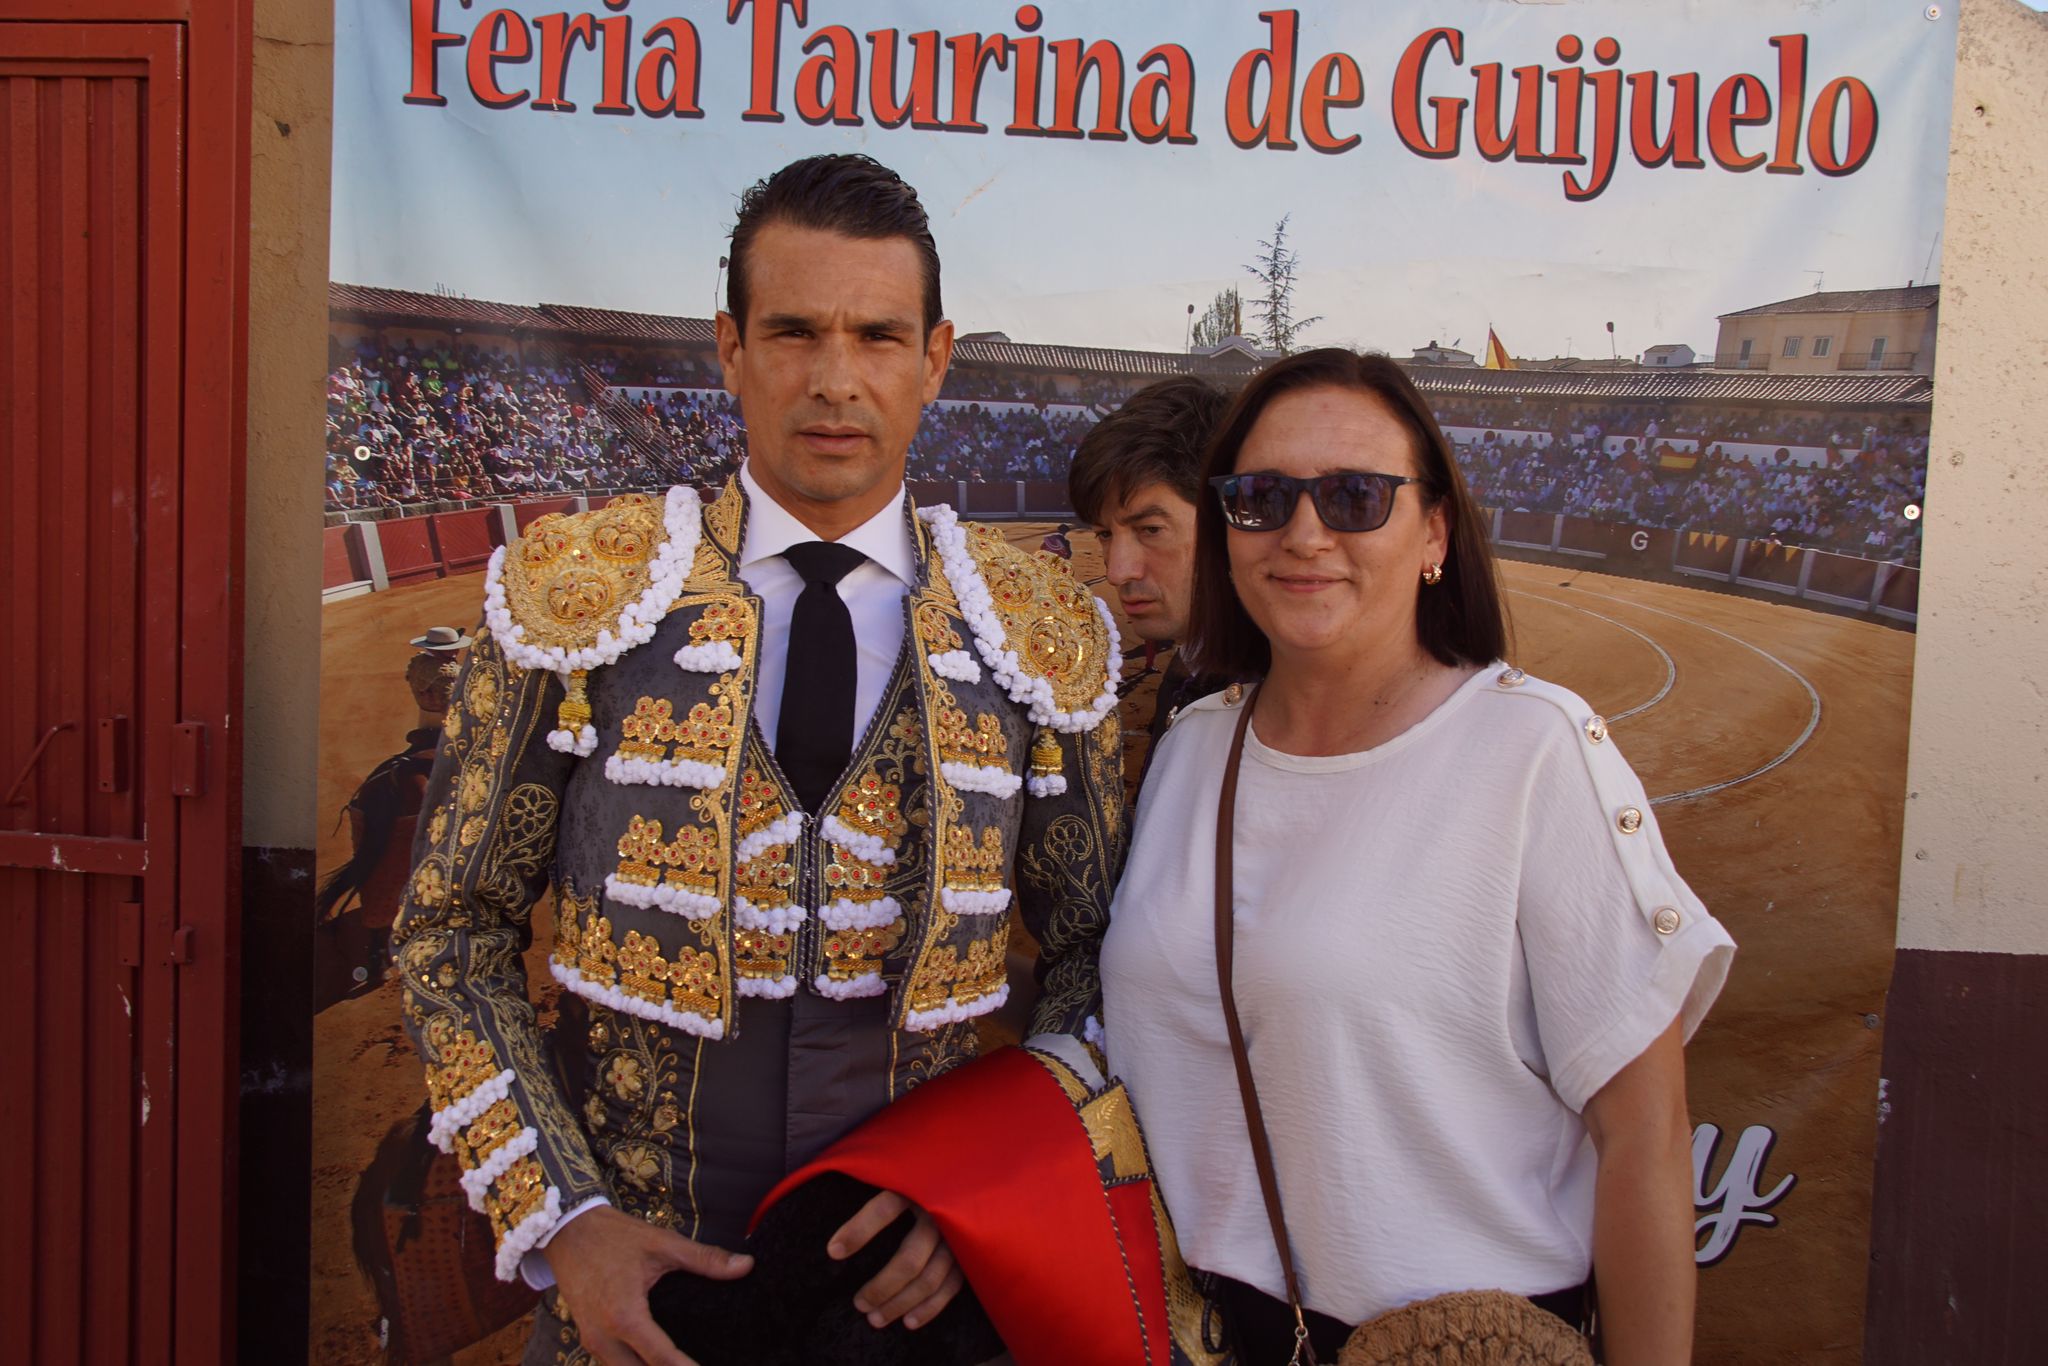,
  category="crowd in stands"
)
[907,404,1096,481]
[1429,394,1929,458]
[940,366,1143,408]
[324,339,739,509]
[1455,431,1927,562]
[323,330,1927,564]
